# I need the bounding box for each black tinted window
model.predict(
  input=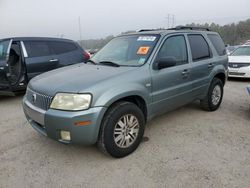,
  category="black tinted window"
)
[24,41,52,57]
[208,34,226,56]
[188,35,210,61]
[49,41,78,54]
[157,35,188,65]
